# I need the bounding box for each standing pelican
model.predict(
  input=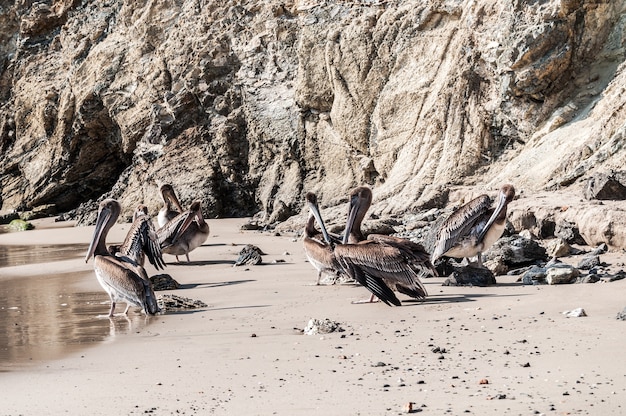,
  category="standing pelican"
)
[431,184,516,267]
[112,204,166,270]
[85,199,160,317]
[157,200,210,262]
[158,184,184,228]
[302,192,344,285]
[331,186,435,305]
